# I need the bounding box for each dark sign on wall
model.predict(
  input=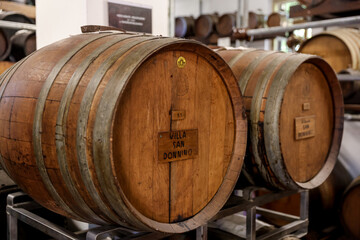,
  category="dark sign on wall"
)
[108,0,152,33]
